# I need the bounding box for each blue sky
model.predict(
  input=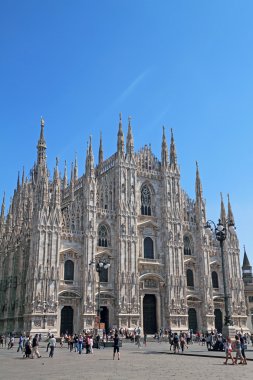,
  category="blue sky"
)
[0,0,252,264]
